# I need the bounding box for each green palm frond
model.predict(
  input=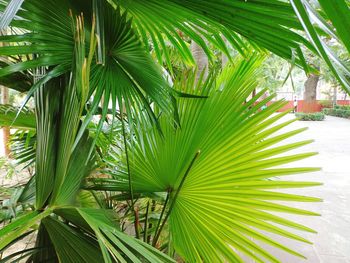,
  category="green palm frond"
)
[10,130,36,167]
[1,1,341,261]
[27,223,58,262]
[0,206,174,262]
[85,3,171,134]
[291,0,350,94]
[0,209,52,251]
[42,217,105,263]
[92,56,321,262]
[48,15,96,206]
[2,0,350,94]
[0,12,174,261]
[30,10,91,209]
[54,207,175,263]
[0,104,35,129]
[0,0,23,29]
[0,0,74,78]
[111,0,350,93]
[0,0,172,128]
[317,0,350,54]
[0,61,32,92]
[115,0,312,68]
[34,78,60,209]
